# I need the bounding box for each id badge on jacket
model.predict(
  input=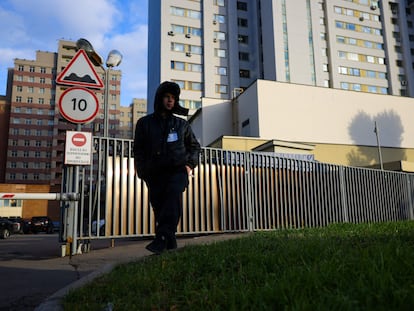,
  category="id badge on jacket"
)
[167,129,178,142]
